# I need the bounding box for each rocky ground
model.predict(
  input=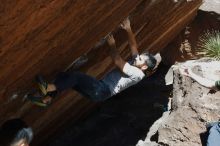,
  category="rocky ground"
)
[138,59,220,146]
